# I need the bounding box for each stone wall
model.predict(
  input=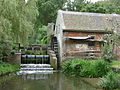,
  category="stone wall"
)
[10,53,21,65]
[48,50,58,69]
